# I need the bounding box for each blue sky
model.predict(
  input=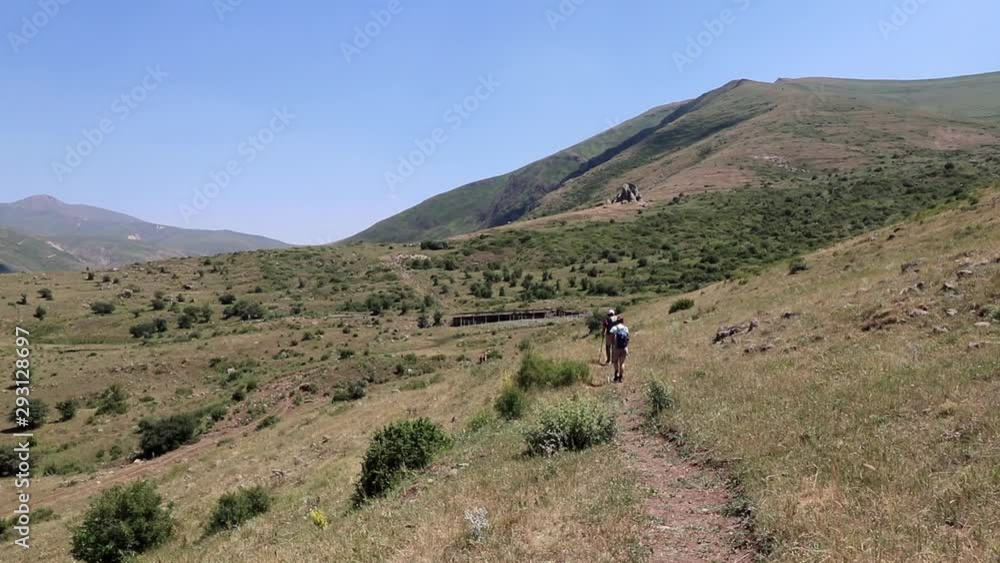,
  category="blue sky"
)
[1,0,998,244]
